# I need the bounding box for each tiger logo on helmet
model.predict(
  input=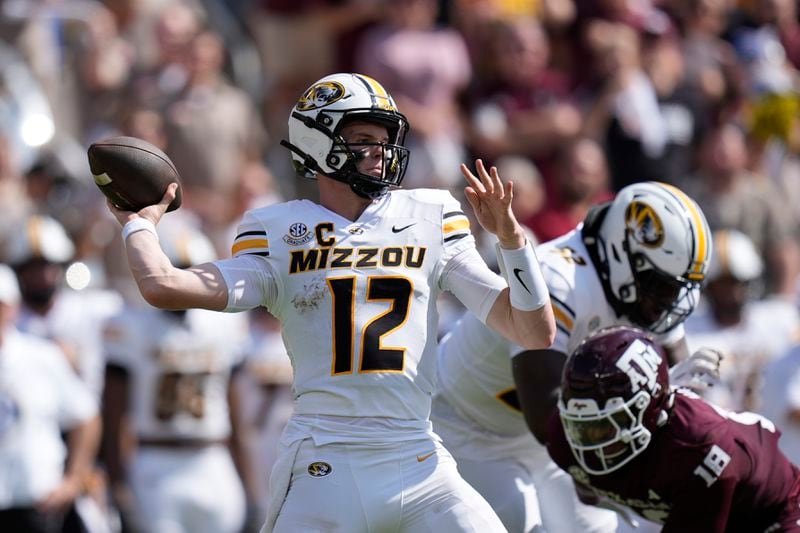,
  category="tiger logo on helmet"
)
[296,81,346,111]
